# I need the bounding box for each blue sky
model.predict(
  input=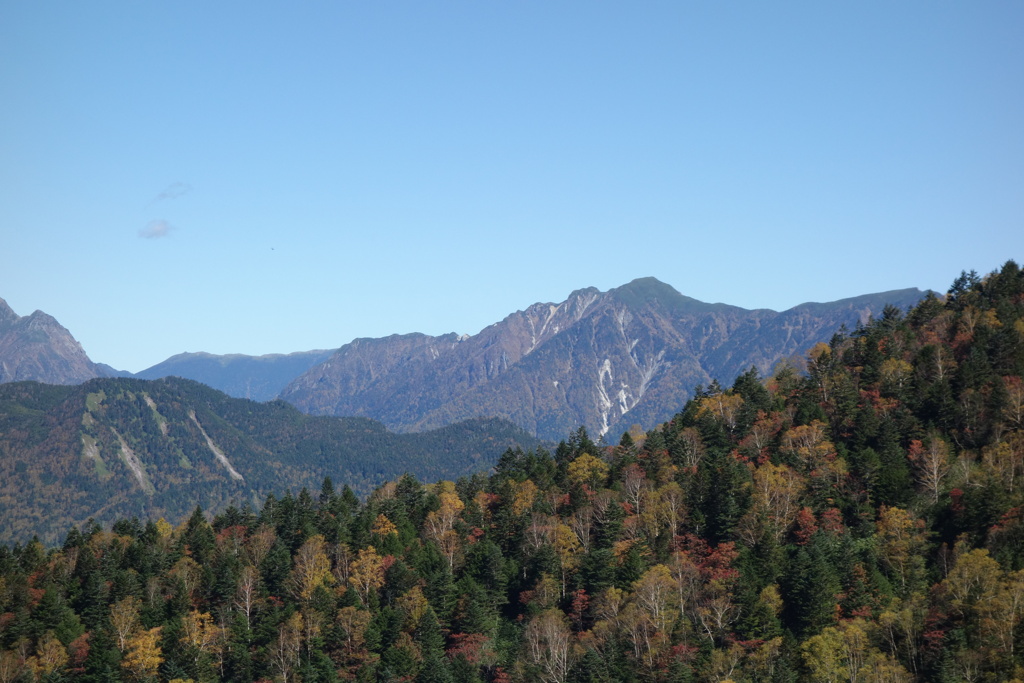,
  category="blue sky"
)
[1,2,1021,373]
